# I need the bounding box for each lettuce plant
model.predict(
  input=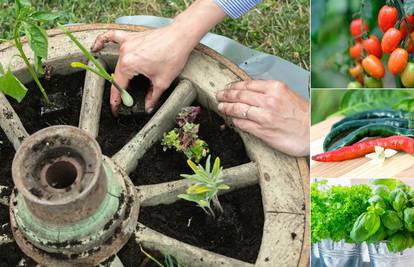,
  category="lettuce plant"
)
[178,156,229,218]
[58,24,133,107]
[0,0,59,103]
[161,106,209,163]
